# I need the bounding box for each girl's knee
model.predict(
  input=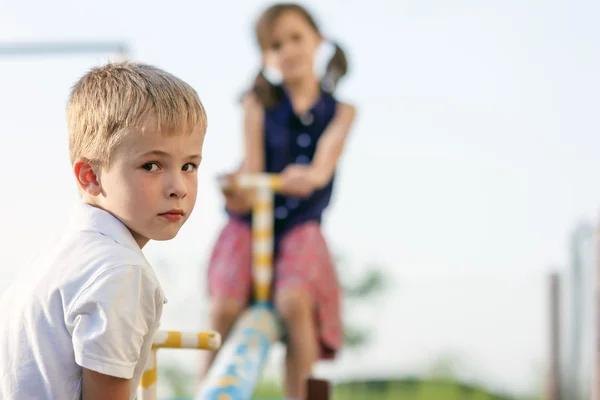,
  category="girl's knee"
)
[210,297,244,328]
[275,287,312,323]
